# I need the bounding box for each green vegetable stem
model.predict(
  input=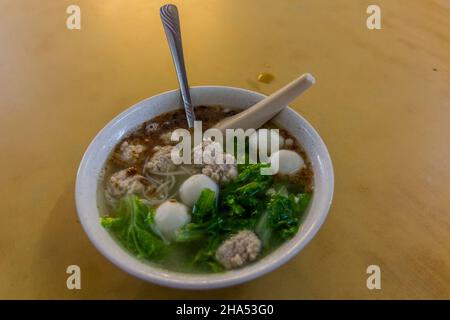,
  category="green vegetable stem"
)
[100,195,167,260]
